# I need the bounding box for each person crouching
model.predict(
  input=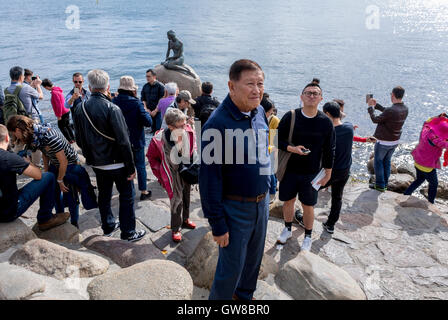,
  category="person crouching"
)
[147,108,197,242]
